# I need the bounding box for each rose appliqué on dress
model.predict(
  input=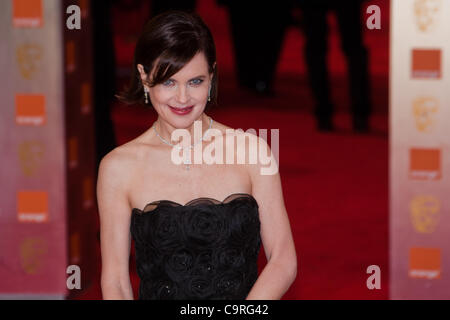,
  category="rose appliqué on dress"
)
[130,194,261,300]
[182,206,230,247]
